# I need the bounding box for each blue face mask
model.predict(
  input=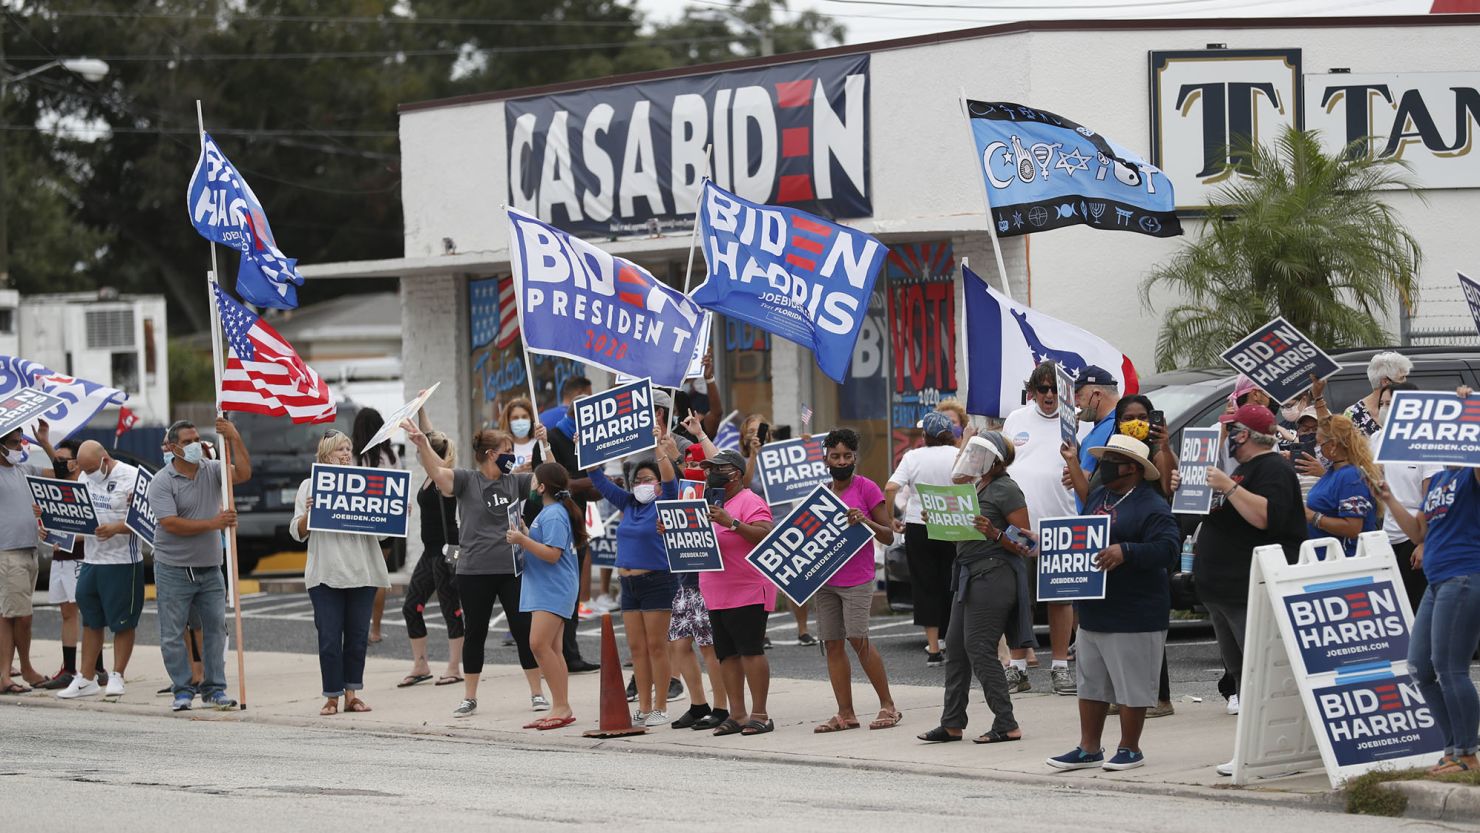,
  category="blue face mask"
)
[163,450,175,464]
[510,418,532,439]
[180,442,204,464]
